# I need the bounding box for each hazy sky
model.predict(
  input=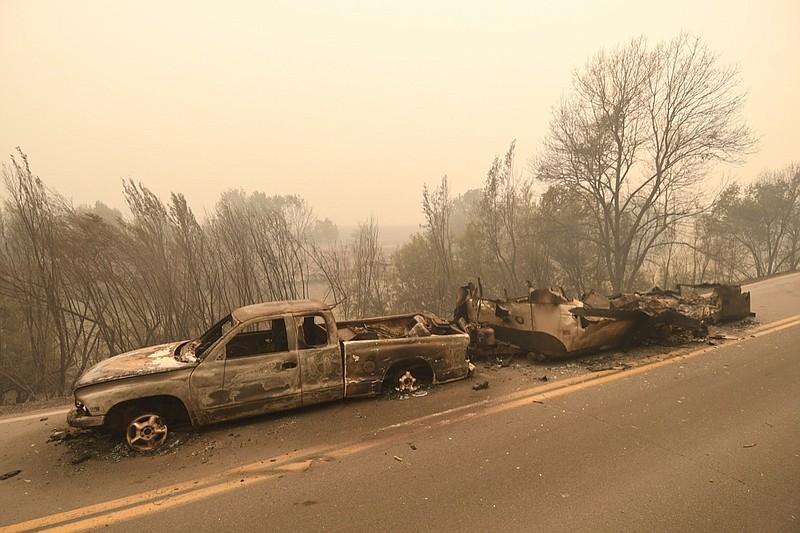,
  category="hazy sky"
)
[1,1,798,226]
